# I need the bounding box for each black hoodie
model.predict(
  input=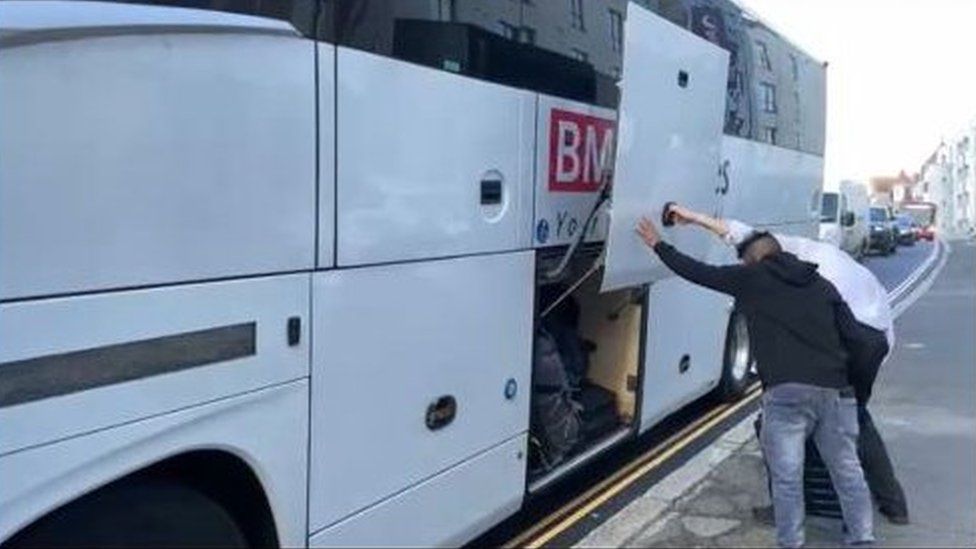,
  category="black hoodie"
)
[653,242,858,390]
